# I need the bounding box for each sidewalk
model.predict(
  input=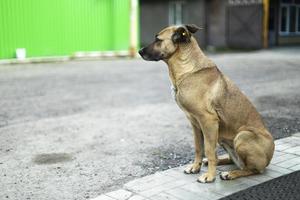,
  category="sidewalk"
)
[92,133,300,200]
